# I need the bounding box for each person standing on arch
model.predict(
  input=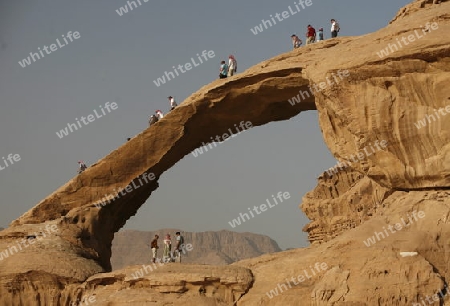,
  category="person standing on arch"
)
[219,61,228,79]
[291,34,302,49]
[331,19,340,38]
[228,55,237,77]
[317,28,324,41]
[78,161,87,174]
[306,25,316,45]
[148,114,159,126]
[168,96,177,111]
[155,110,164,119]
